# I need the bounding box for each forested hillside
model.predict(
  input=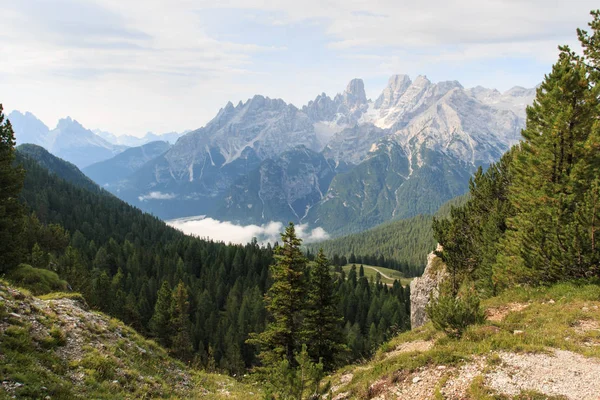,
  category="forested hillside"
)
[0,118,412,378]
[307,195,469,276]
[433,11,600,297]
